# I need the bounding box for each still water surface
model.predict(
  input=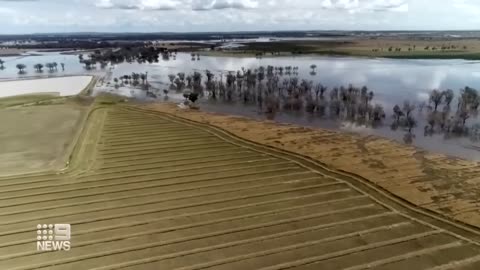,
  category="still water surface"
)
[1,52,479,160]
